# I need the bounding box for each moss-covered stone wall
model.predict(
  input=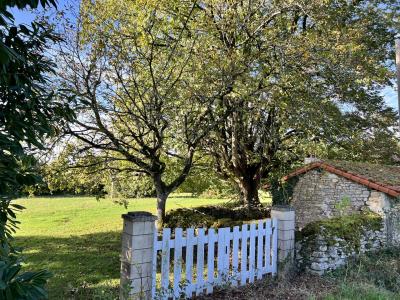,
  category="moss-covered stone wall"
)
[296,213,386,275]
